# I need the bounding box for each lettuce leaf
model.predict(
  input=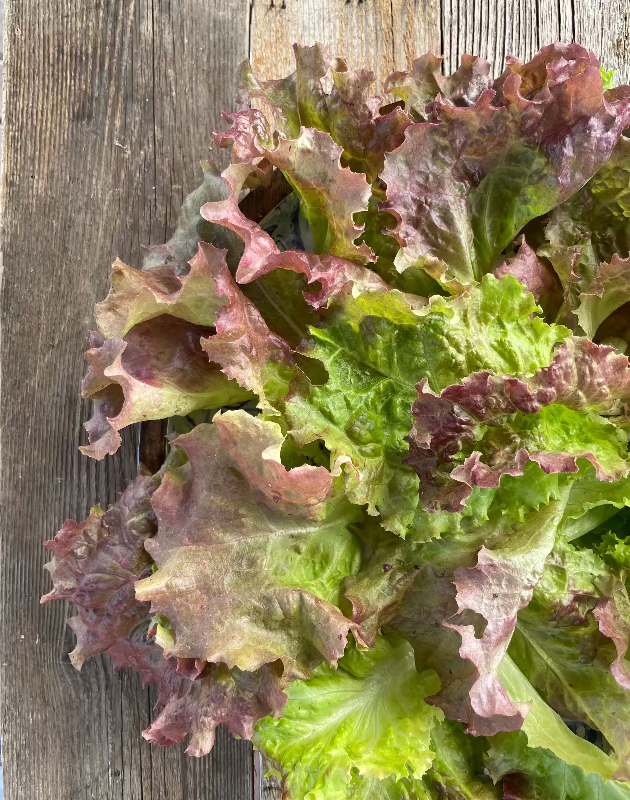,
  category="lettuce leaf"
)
[41,468,161,667]
[508,541,630,776]
[537,136,630,334]
[286,274,568,534]
[382,44,630,290]
[236,43,409,182]
[384,53,493,120]
[488,730,630,799]
[135,410,361,677]
[42,457,289,756]
[80,320,251,459]
[496,654,619,780]
[255,634,443,799]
